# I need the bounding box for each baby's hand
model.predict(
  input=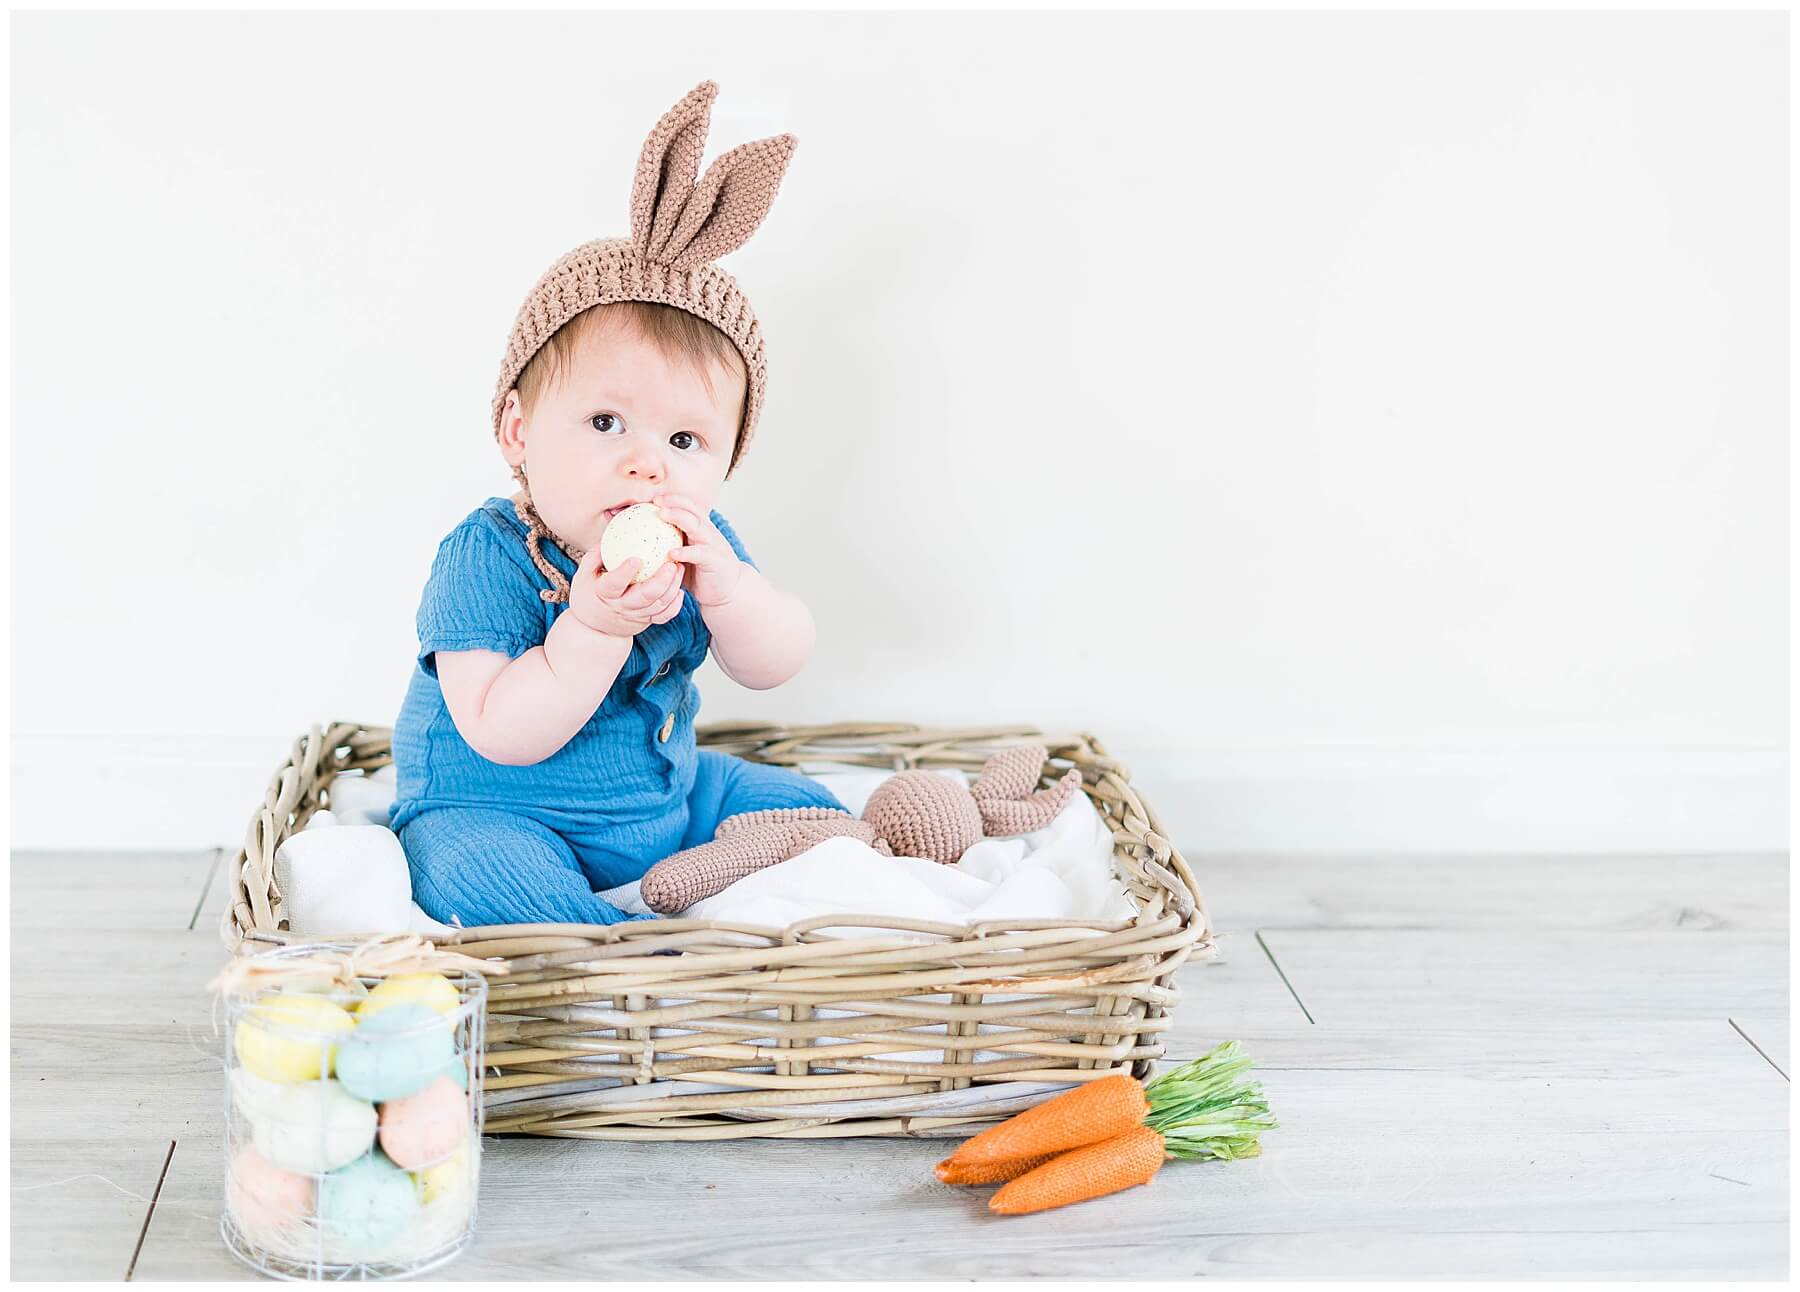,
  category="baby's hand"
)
[655,494,746,608]
[567,544,684,639]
